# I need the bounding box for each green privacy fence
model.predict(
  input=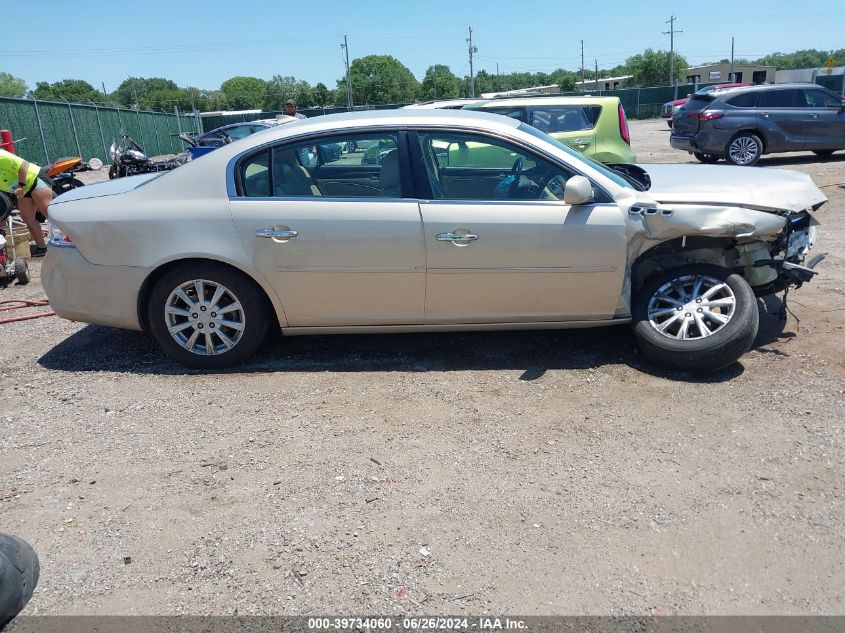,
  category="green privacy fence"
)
[0,96,200,167]
[569,84,708,119]
[195,76,845,134]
